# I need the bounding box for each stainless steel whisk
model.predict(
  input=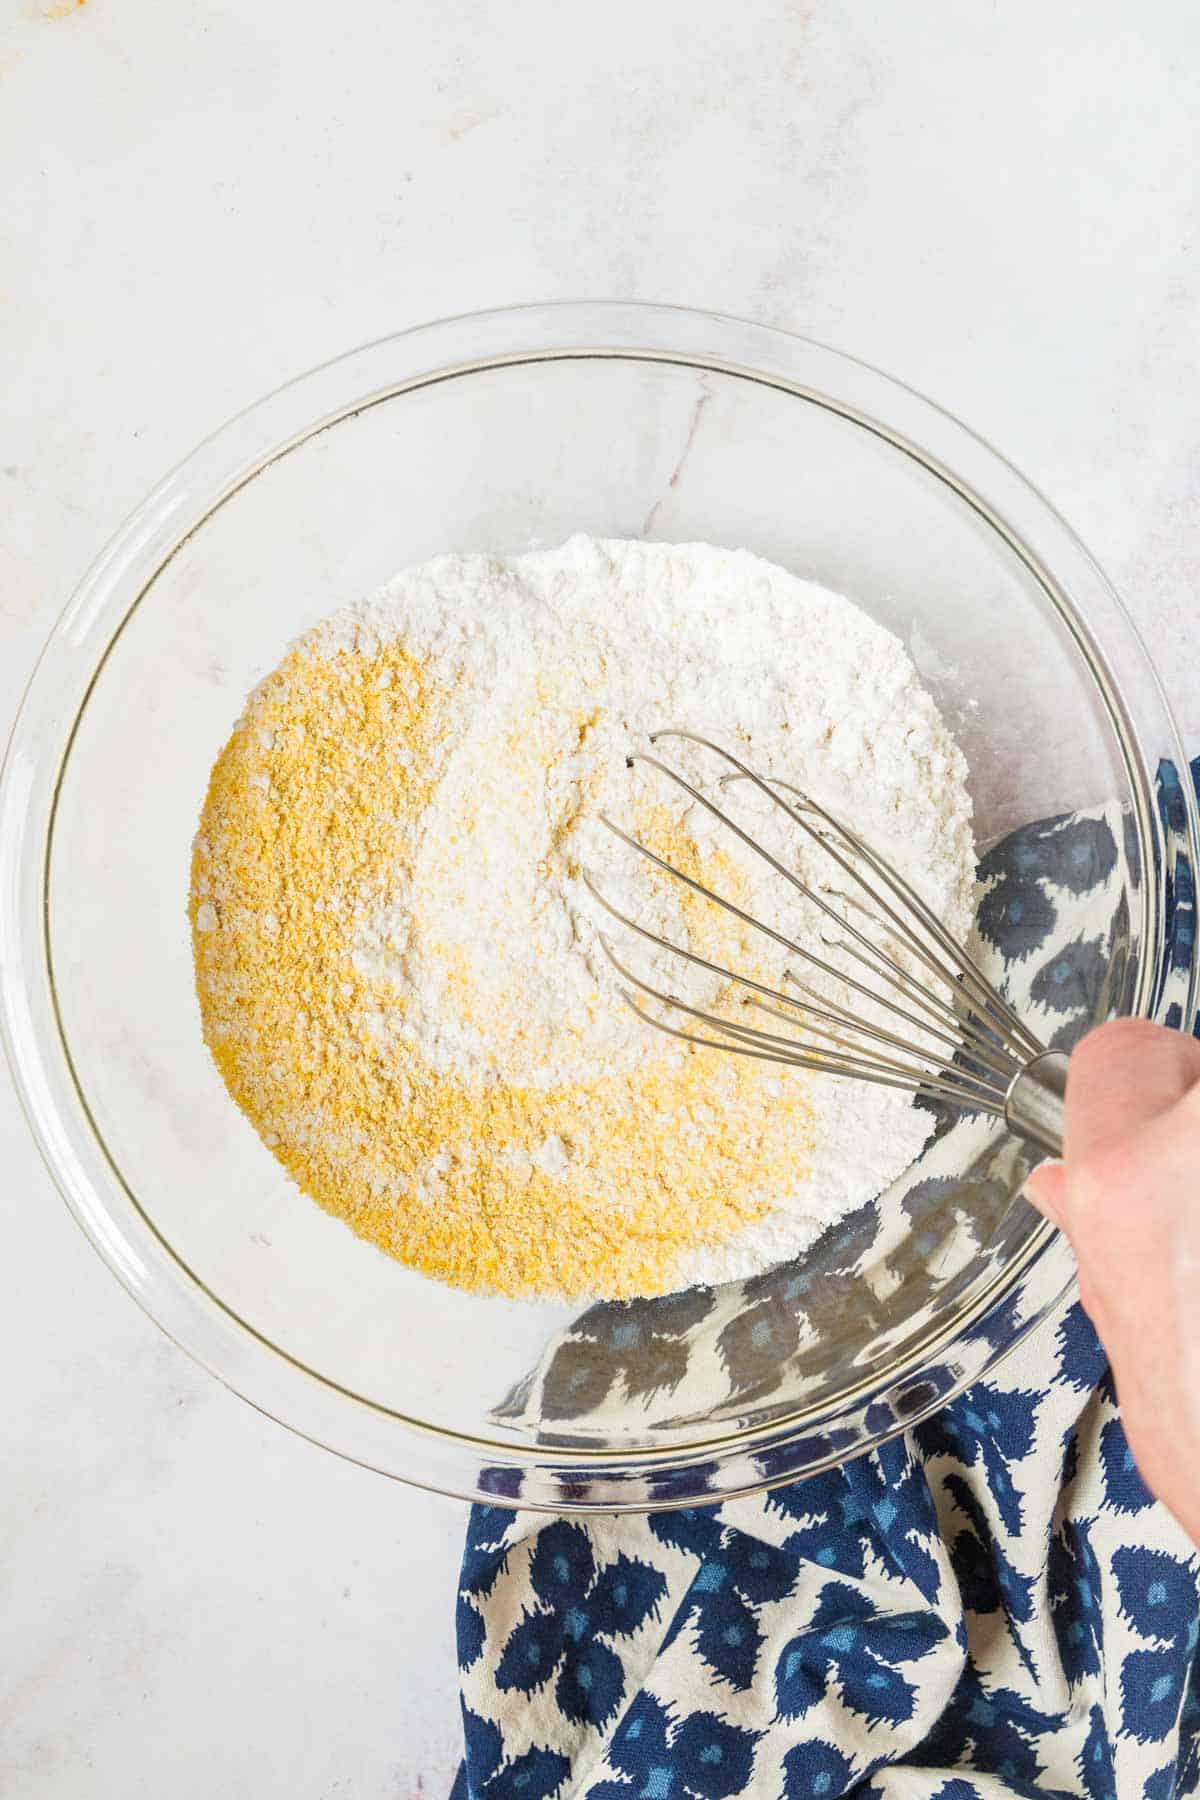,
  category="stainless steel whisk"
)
[586,731,1067,1156]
